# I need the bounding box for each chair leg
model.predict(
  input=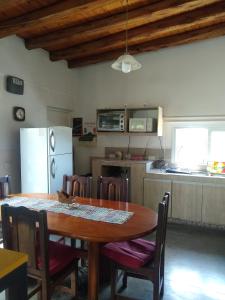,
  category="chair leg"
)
[153,283,160,300]
[160,278,164,297]
[37,290,42,300]
[70,268,78,298]
[80,240,87,267]
[41,280,50,300]
[111,263,118,300]
[122,271,128,289]
[160,259,165,297]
